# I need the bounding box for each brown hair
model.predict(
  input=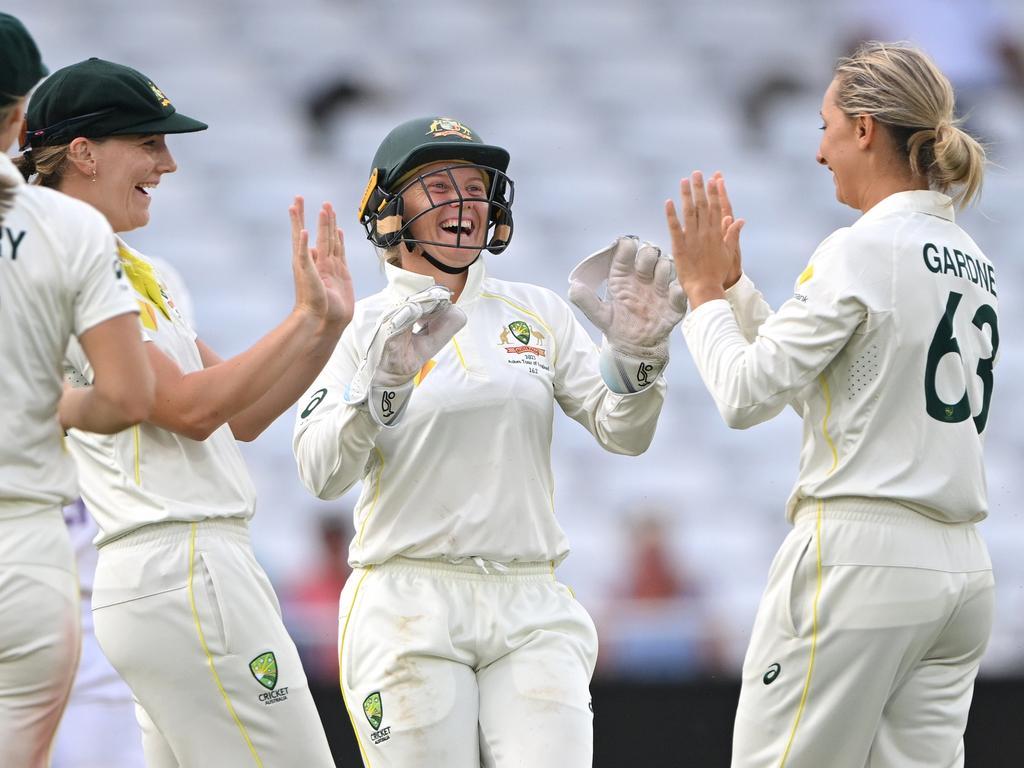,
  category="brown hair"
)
[14,143,71,188]
[834,41,986,207]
